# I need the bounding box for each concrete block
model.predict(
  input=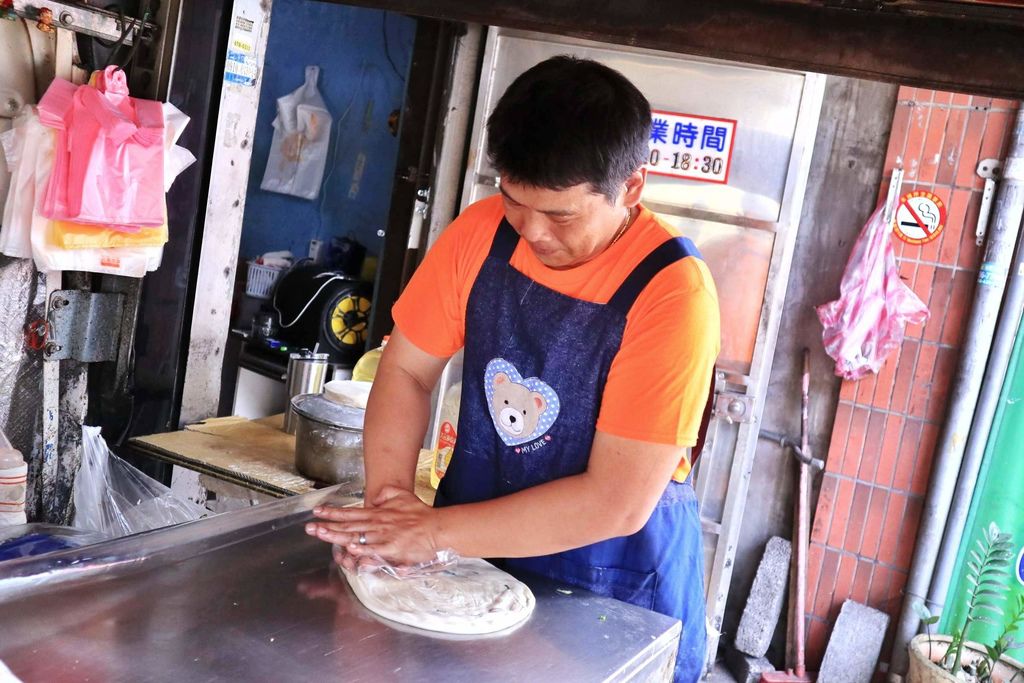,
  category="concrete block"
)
[725,644,774,683]
[819,600,890,683]
[735,536,792,657]
[707,661,740,683]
